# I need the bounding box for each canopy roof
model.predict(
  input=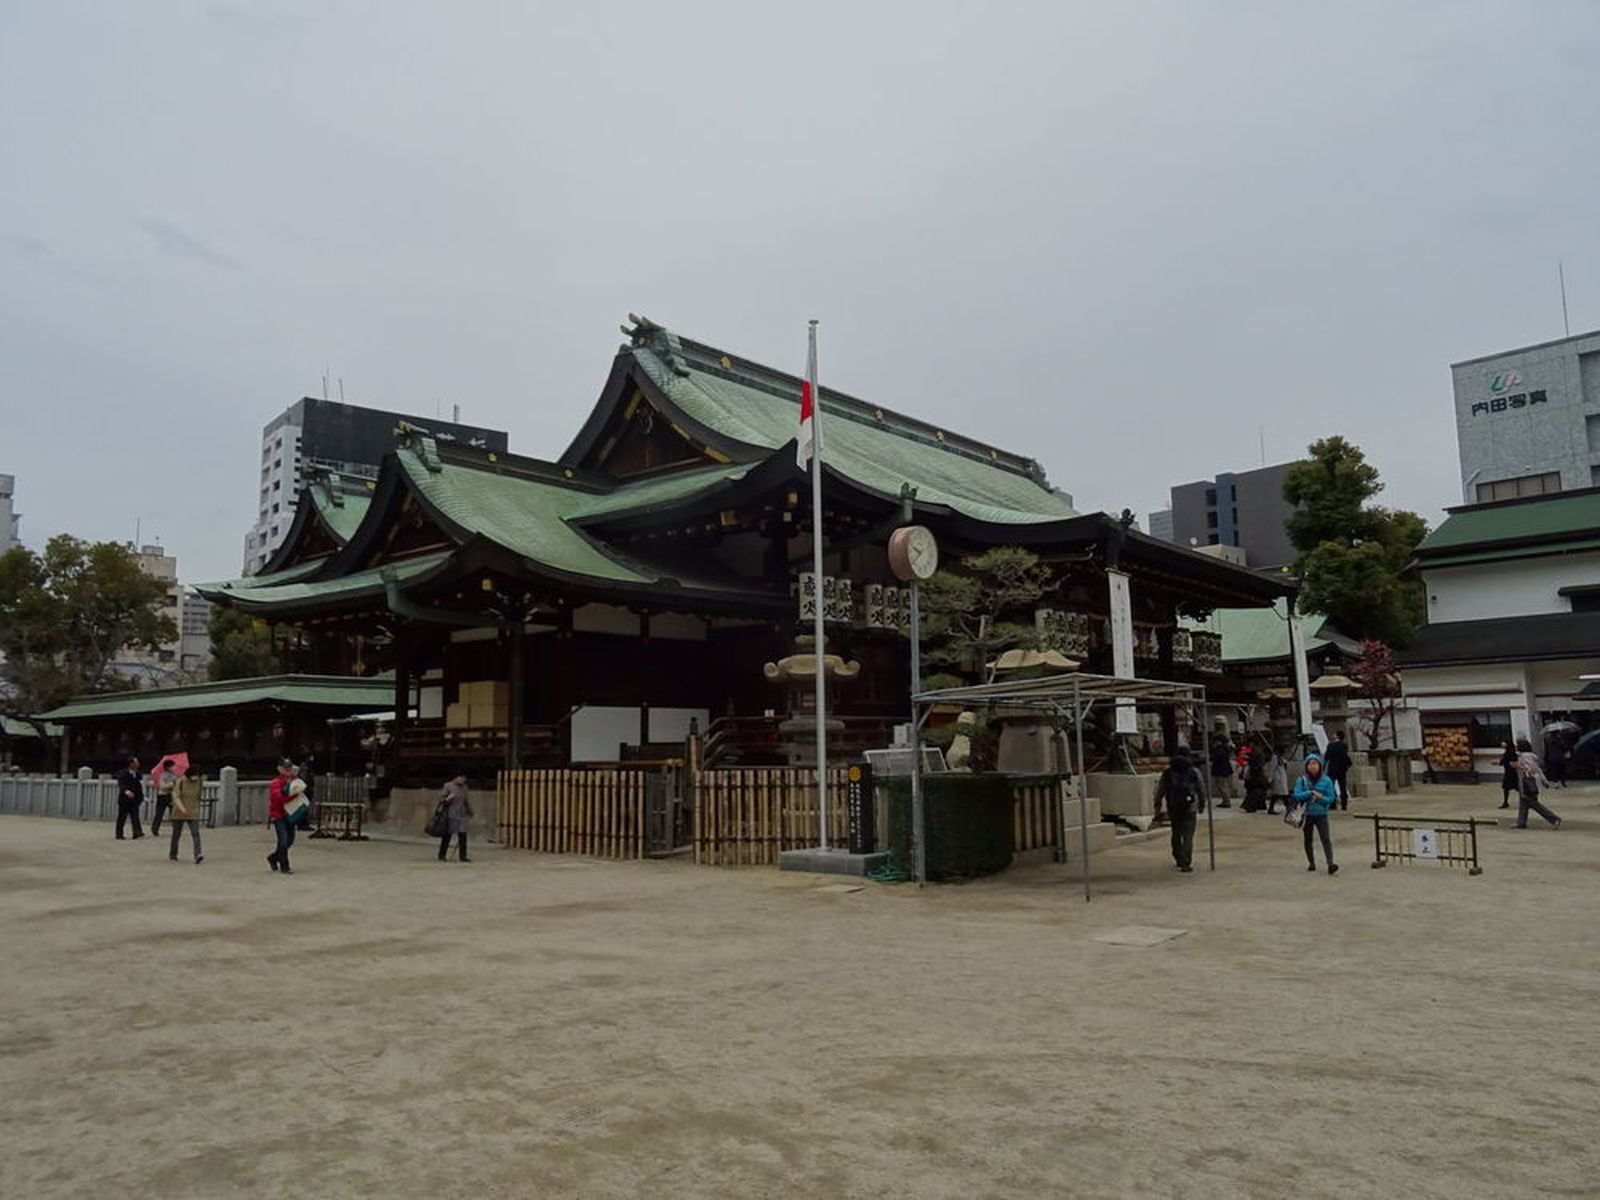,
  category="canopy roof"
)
[201,317,1291,621]
[39,675,398,722]
[914,671,1206,710]
[1414,488,1600,569]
